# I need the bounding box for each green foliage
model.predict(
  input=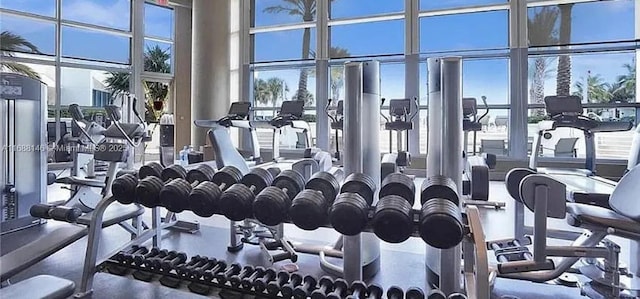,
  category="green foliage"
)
[528,115,550,123]
[0,31,42,79]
